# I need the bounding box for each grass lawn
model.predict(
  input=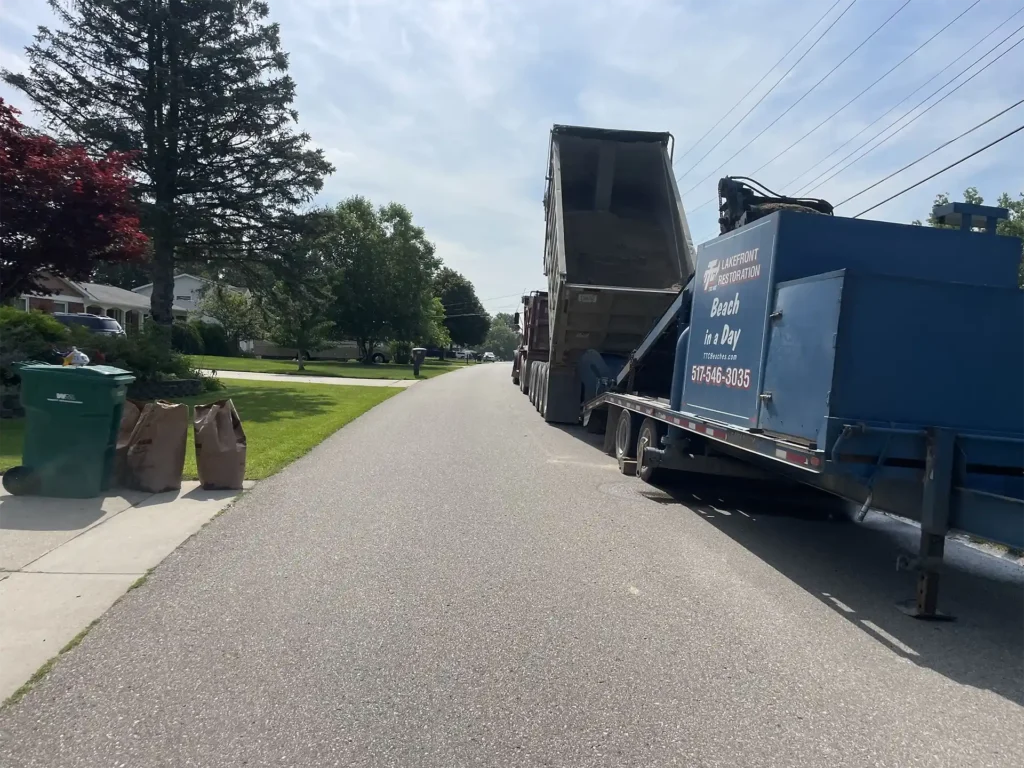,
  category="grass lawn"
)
[187,354,470,381]
[0,379,400,481]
